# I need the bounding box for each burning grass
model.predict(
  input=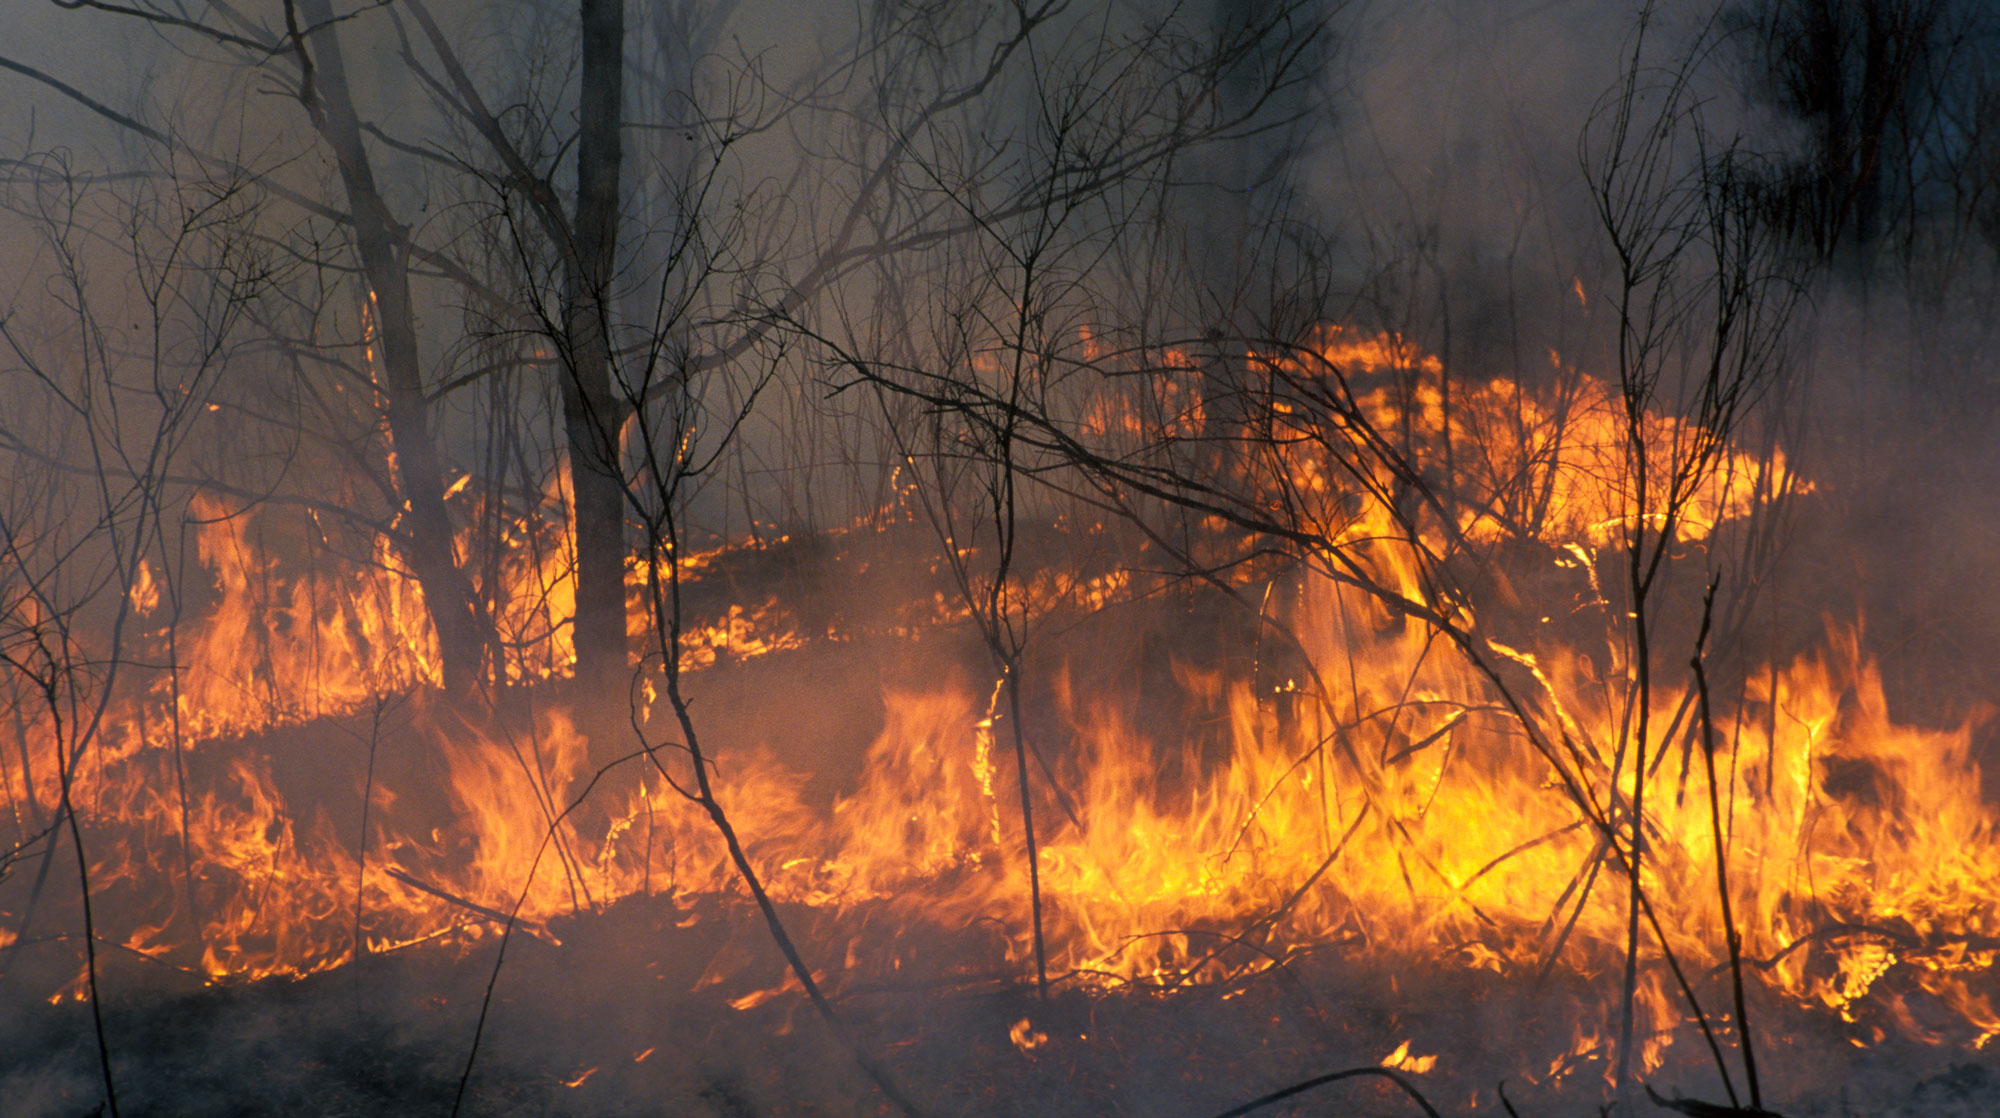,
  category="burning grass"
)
[4,338,1999,1114]
[5,884,1999,1116]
